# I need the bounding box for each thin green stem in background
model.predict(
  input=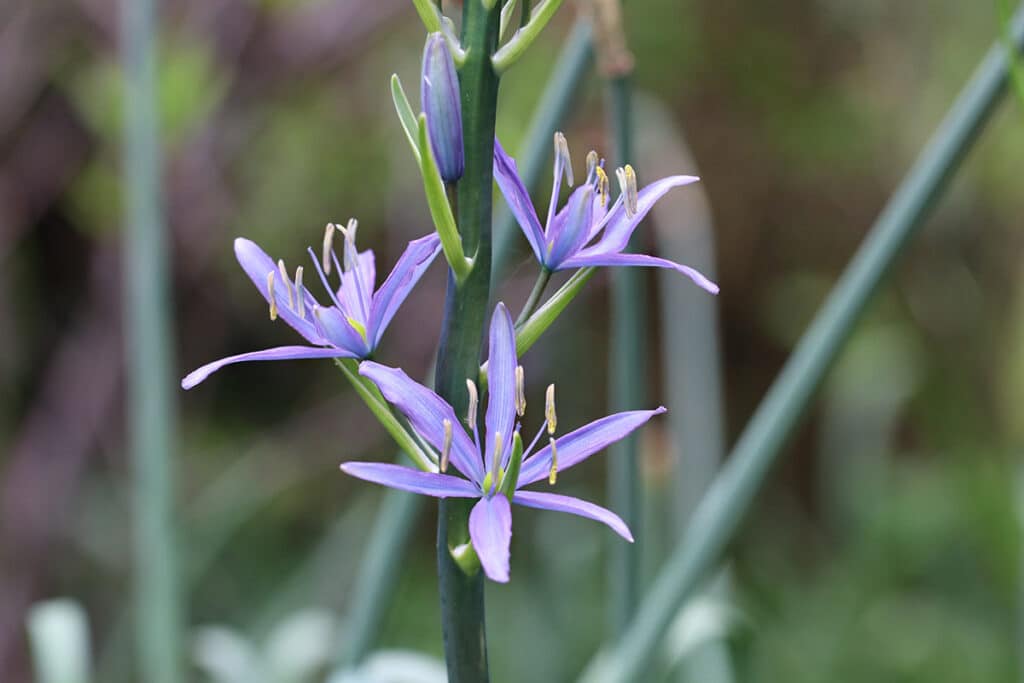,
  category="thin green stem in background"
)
[121,0,183,680]
[434,2,502,681]
[515,267,552,325]
[492,19,593,283]
[580,10,1024,682]
[605,72,644,639]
